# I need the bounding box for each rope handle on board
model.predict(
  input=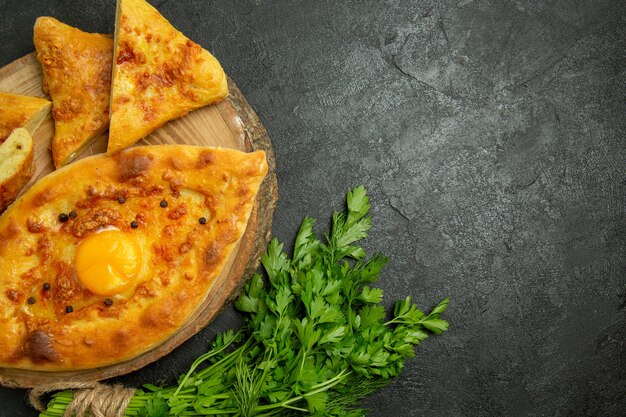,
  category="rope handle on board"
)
[29,382,135,417]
